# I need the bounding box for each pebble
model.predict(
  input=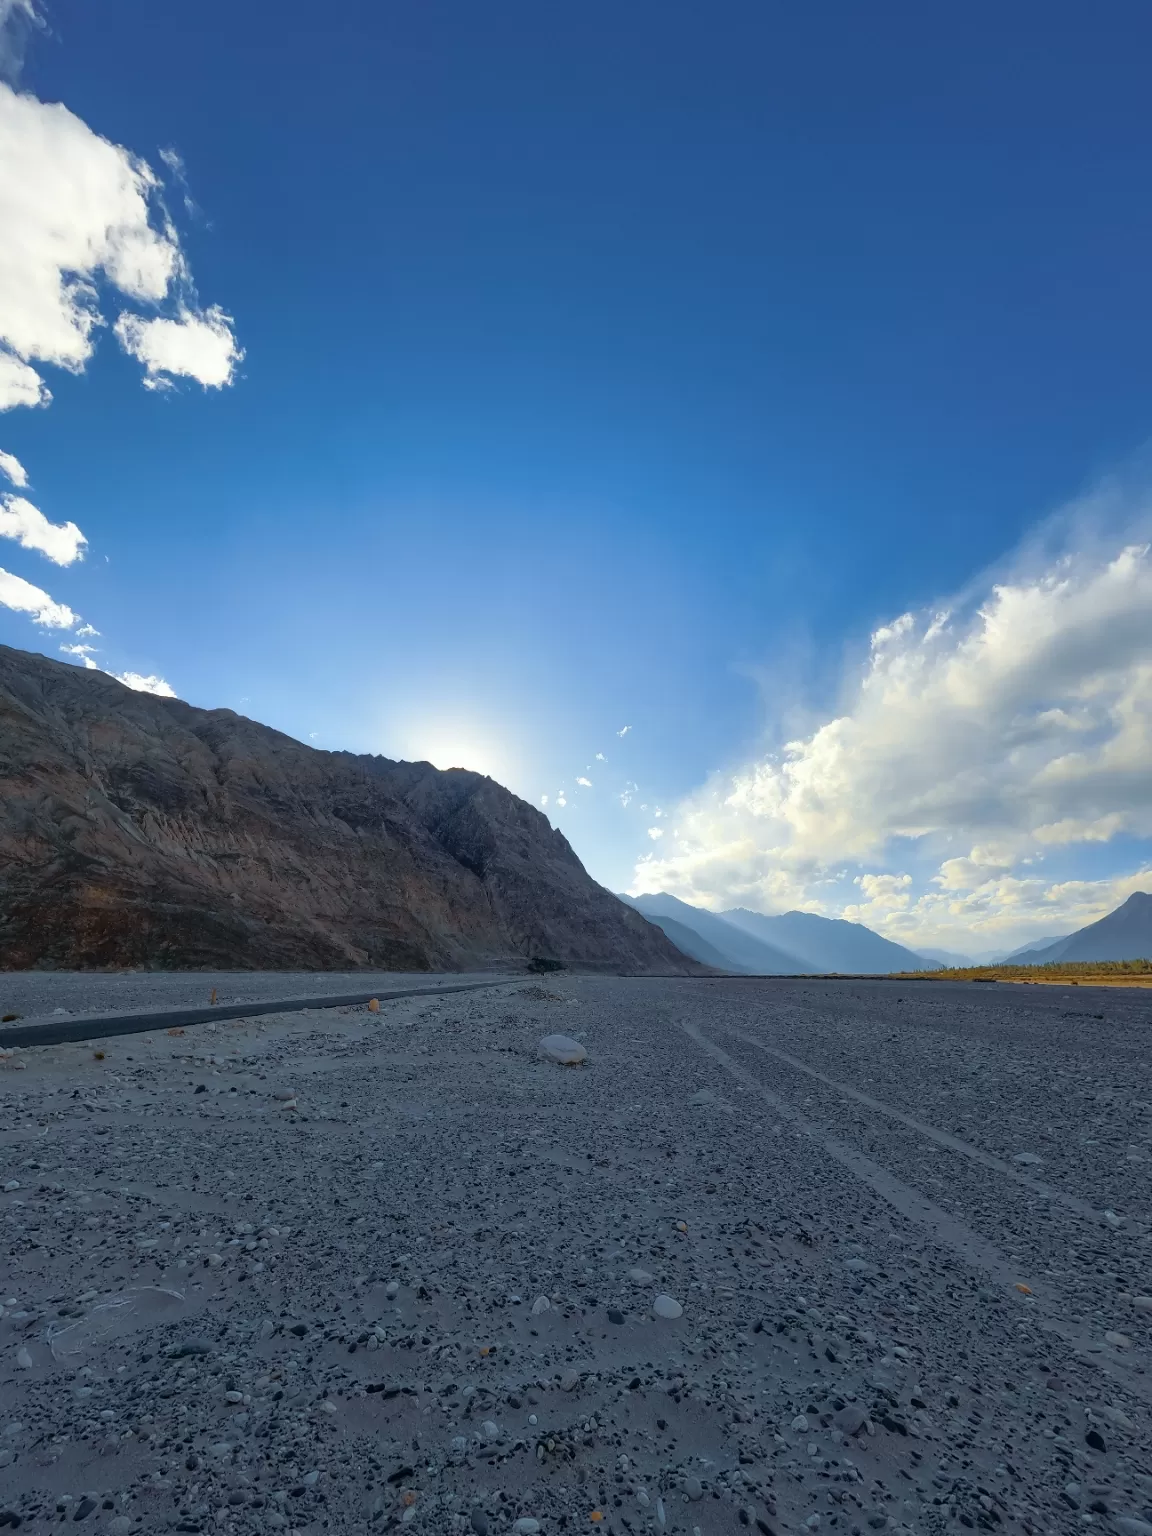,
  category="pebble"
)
[15,1348,31,1370]
[470,1513,489,1536]
[560,1368,581,1391]
[1104,1330,1132,1349]
[653,1294,683,1319]
[628,1268,654,1284]
[791,1414,809,1432]
[683,1476,703,1500]
[385,1280,400,1299]
[607,1307,625,1324]
[531,1295,551,1315]
[833,1405,868,1436]
[1011,1152,1043,1165]
[513,1521,541,1534]
[1132,1295,1152,1313]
